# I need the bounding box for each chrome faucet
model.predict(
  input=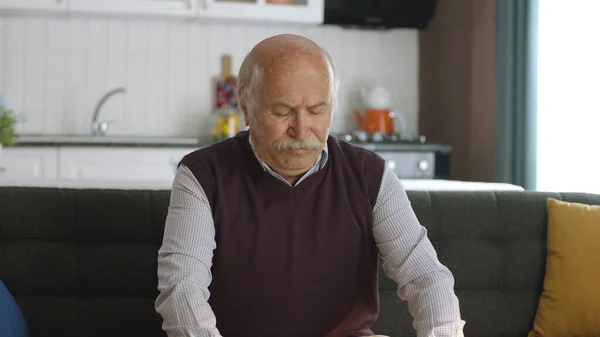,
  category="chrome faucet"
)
[91,87,126,136]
